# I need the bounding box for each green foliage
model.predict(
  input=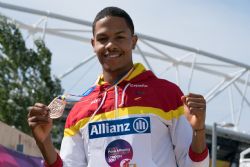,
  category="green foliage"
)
[0,15,63,141]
